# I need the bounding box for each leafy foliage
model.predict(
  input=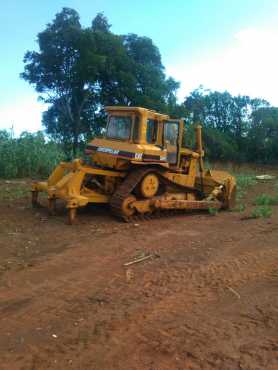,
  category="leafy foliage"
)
[247,107,278,163]
[236,175,257,190]
[180,86,271,163]
[208,207,219,216]
[21,8,179,157]
[0,130,64,178]
[236,203,246,213]
[254,193,278,206]
[251,206,273,219]
[20,8,278,165]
